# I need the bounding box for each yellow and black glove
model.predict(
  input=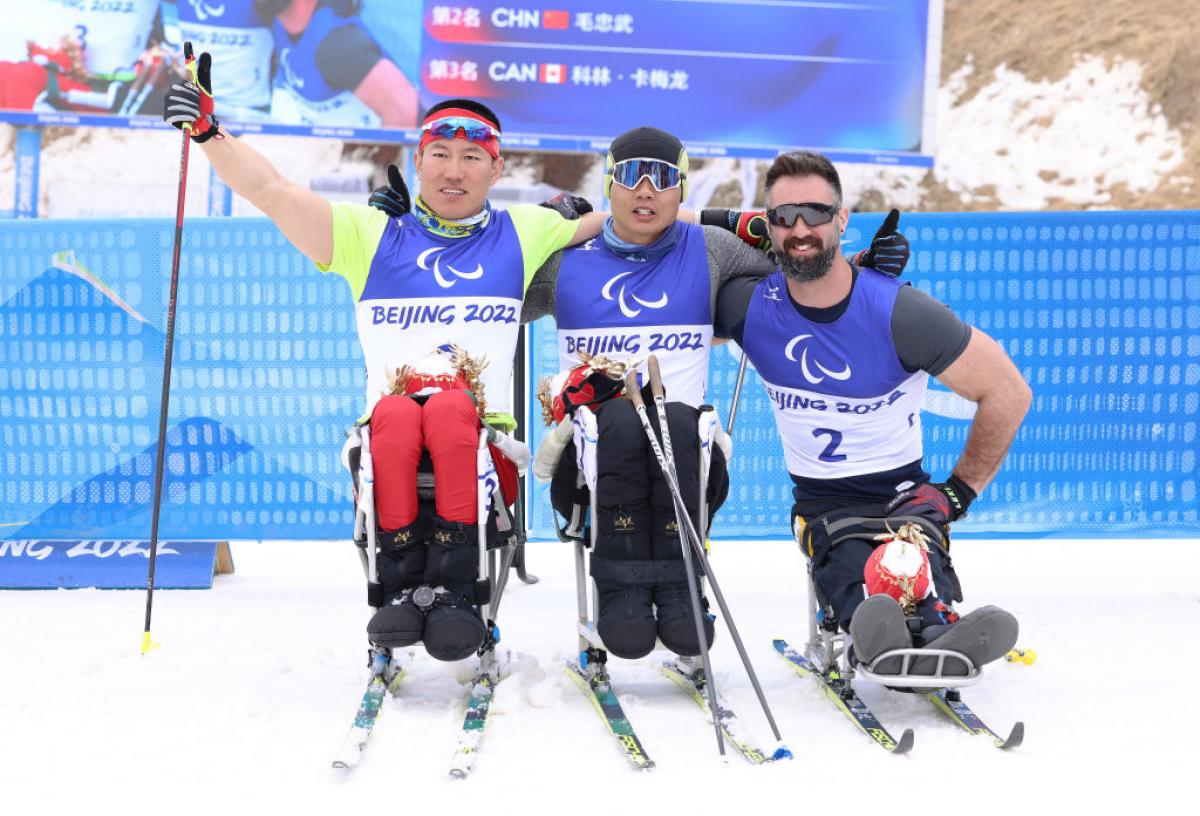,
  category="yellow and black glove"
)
[162,44,221,143]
